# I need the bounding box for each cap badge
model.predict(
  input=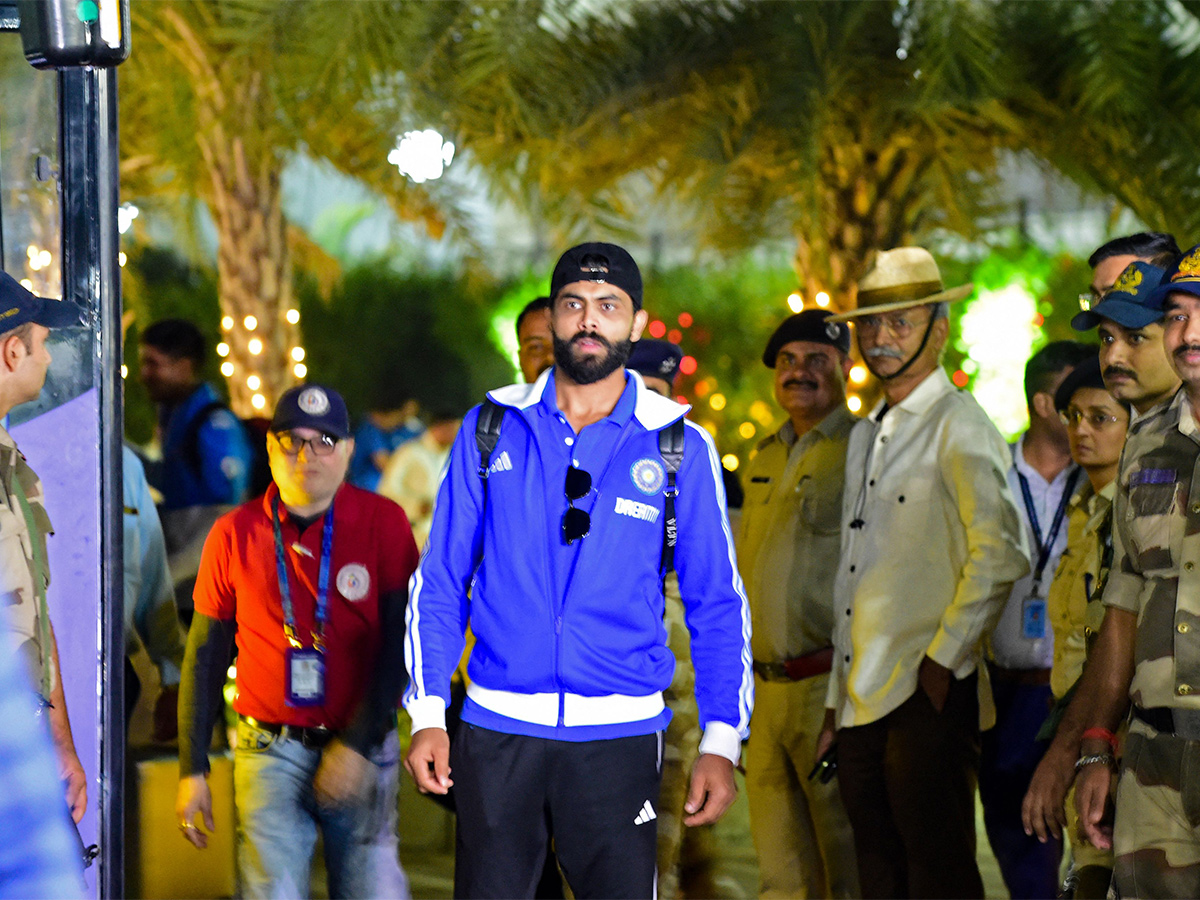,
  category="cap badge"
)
[578,253,610,283]
[1111,266,1143,295]
[336,563,370,601]
[631,457,666,496]
[825,322,842,341]
[1175,247,1200,283]
[658,359,676,375]
[298,387,330,415]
